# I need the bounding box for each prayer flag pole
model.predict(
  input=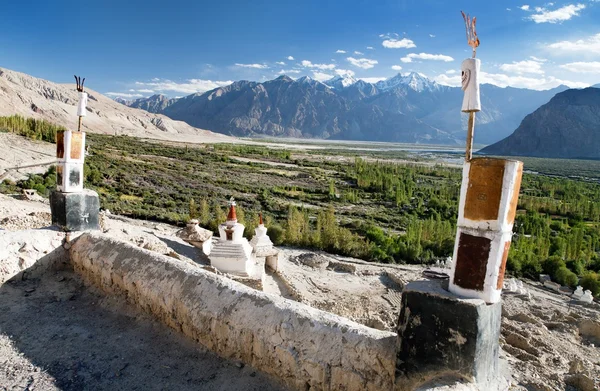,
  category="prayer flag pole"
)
[74,75,87,132]
[461,11,480,162]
